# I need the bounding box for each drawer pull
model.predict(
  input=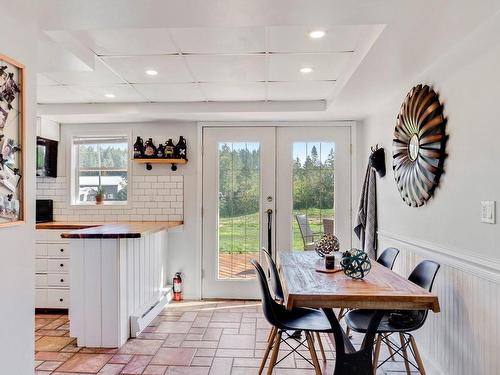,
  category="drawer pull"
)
[60,248,64,252]
[60,279,64,283]
[60,263,64,267]
[59,298,64,302]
